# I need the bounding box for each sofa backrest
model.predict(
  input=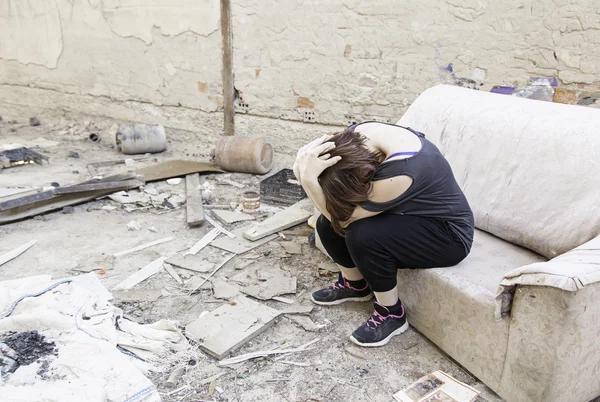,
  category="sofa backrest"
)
[398,84,600,259]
